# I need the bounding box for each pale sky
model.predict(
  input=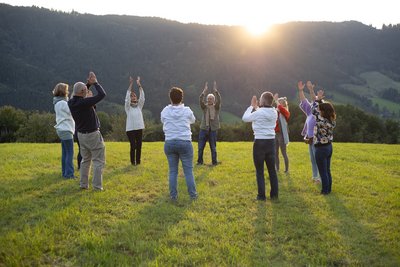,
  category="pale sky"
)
[2,0,399,32]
